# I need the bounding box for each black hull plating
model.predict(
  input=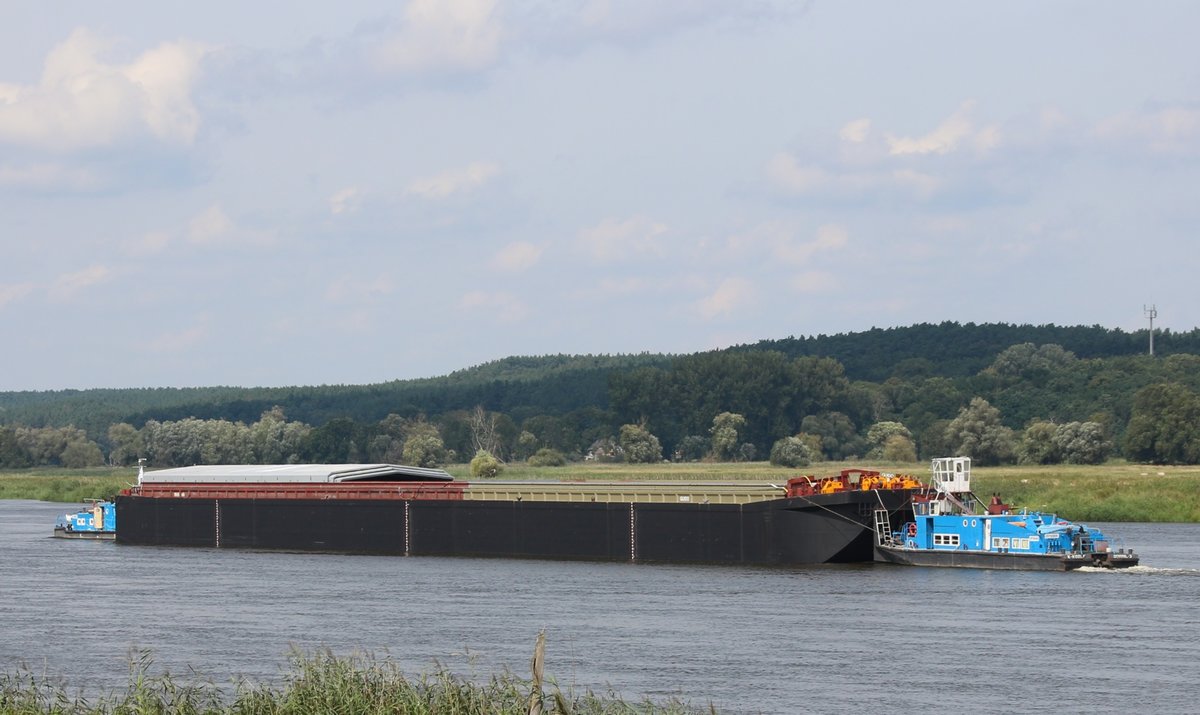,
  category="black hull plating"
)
[115,490,917,565]
[874,545,1139,571]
